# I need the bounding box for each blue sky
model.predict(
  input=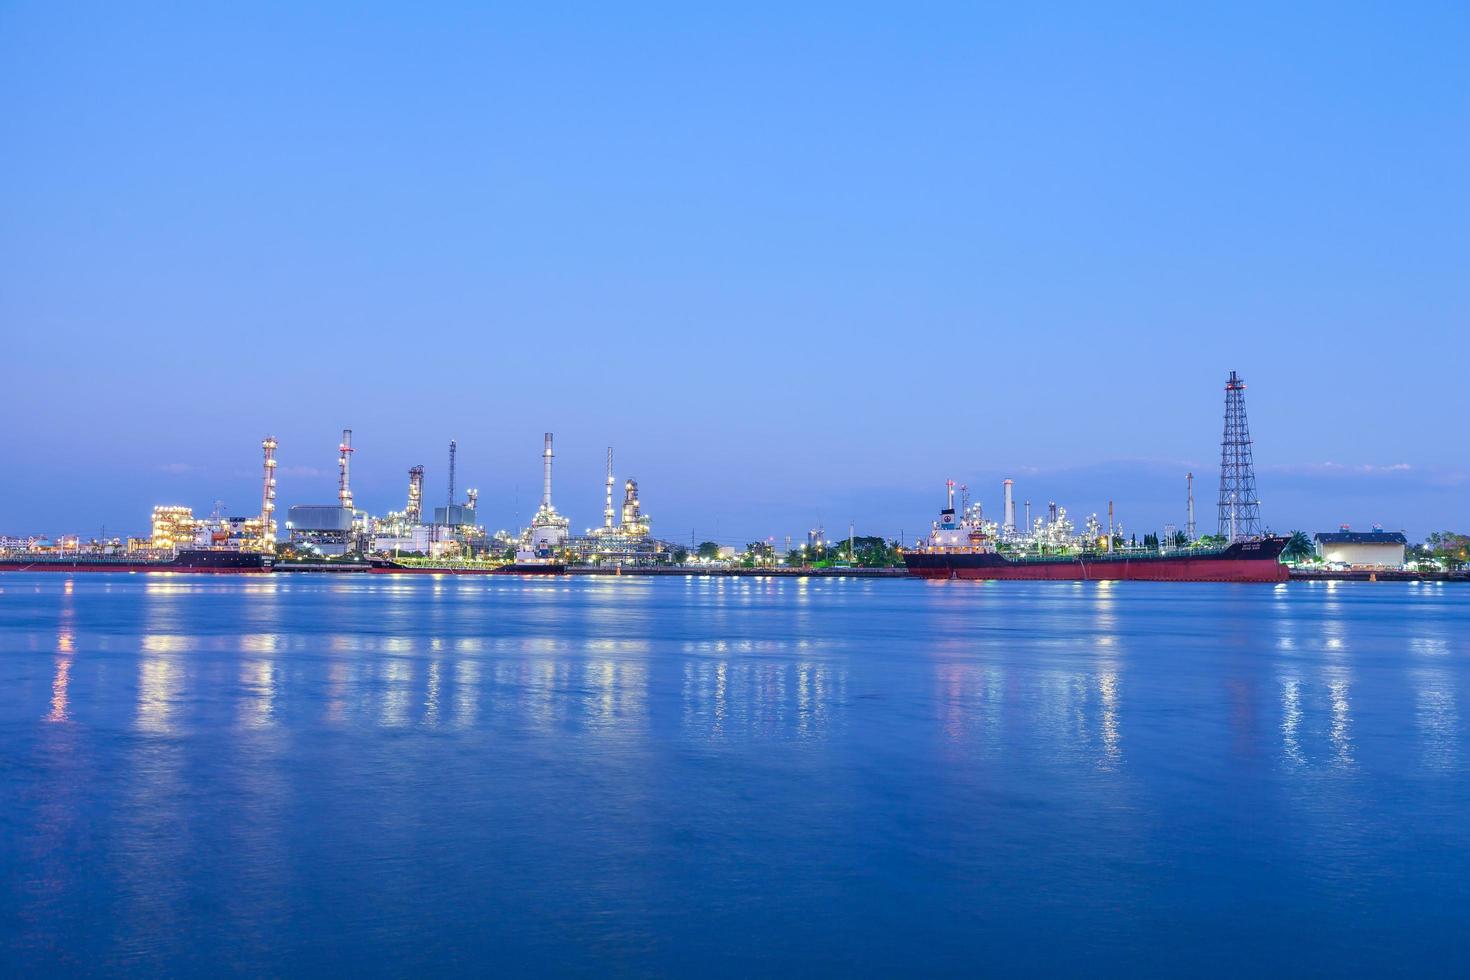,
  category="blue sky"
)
[2,2,1466,543]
